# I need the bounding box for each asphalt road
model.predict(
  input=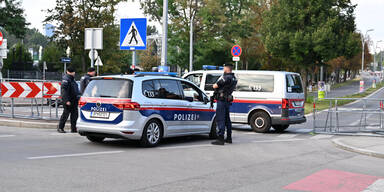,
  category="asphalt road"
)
[1,126,384,191]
